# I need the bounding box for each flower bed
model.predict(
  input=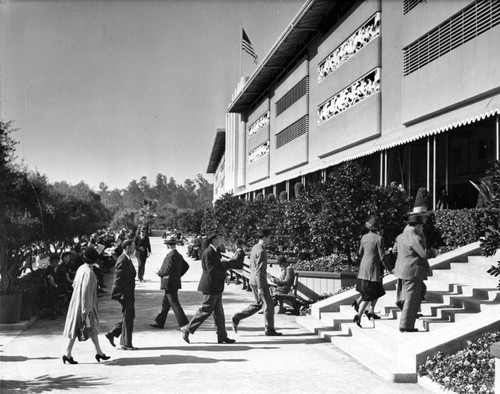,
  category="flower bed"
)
[418,331,500,394]
[295,254,358,274]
